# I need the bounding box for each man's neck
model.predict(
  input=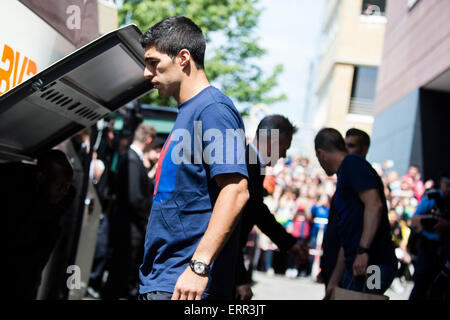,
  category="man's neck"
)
[177,70,210,105]
[130,142,145,155]
[332,152,348,174]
